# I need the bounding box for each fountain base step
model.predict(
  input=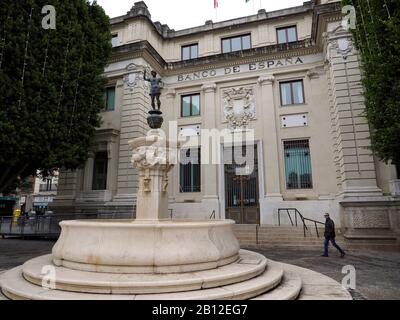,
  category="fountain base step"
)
[0,250,351,300]
[22,251,268,295]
